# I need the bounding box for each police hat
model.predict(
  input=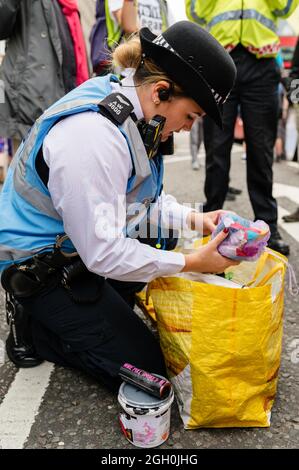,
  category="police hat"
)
[139,21,236,127]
